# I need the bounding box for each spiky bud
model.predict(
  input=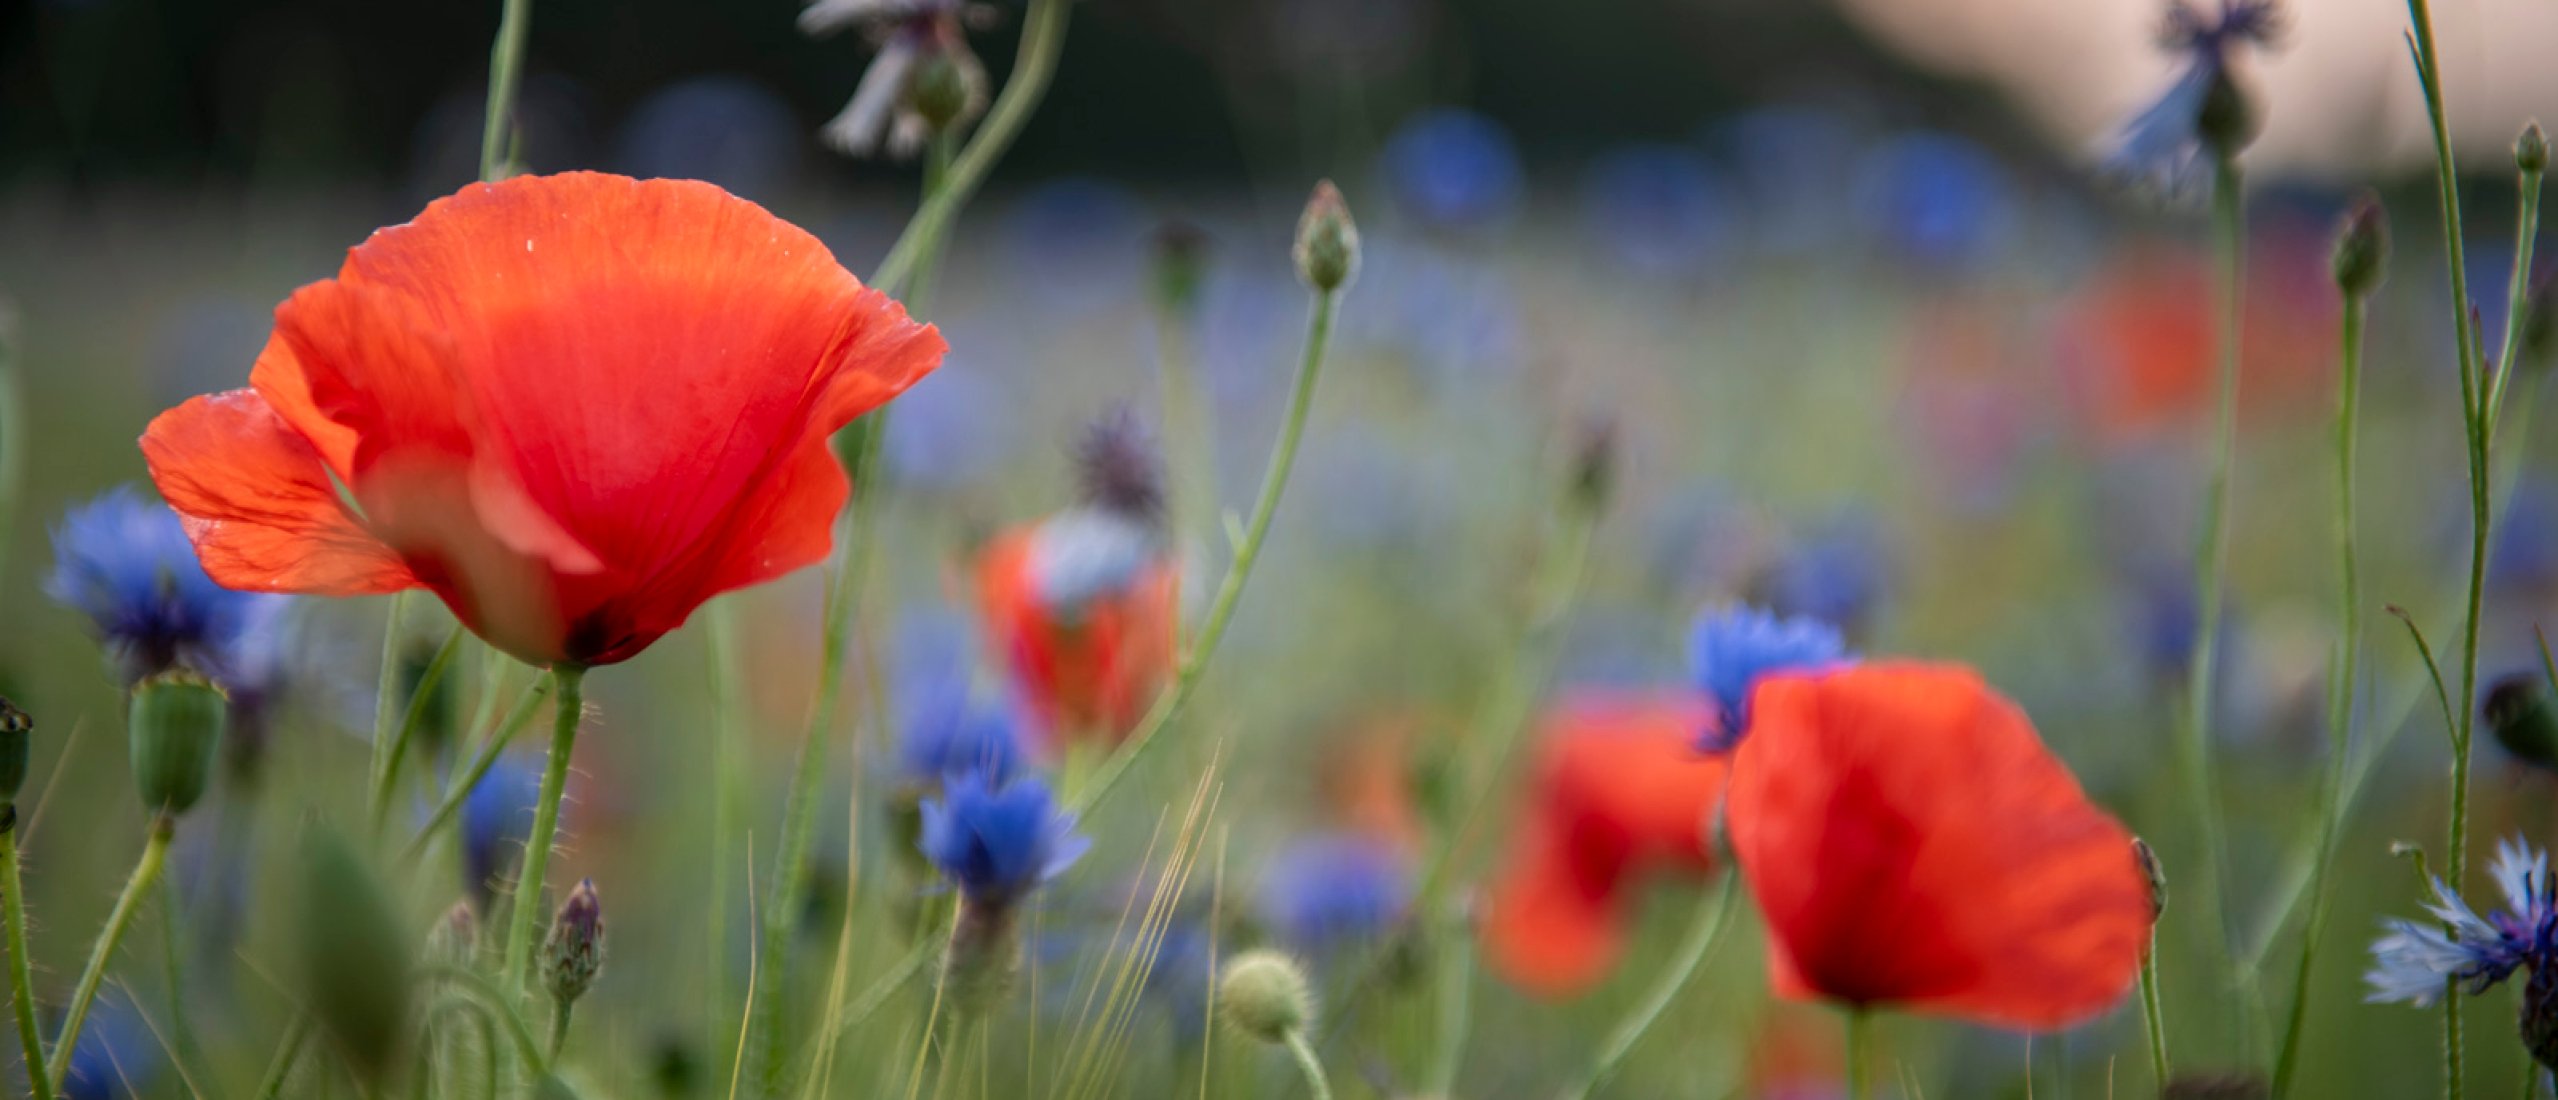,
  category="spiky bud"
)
[2487,672,2558,772]
[2331,192,2390,298]
[297,824,413,1083]
[542,879,606,1007]
[0,696,30,813]
[940,896,1025,1015]
[424,900,480,968]
[1293,181,1361,293]
[128,671,225,818]
[1217,949,1314,1043]
[2132,837,2169,922]
[2522,122,2550,175]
